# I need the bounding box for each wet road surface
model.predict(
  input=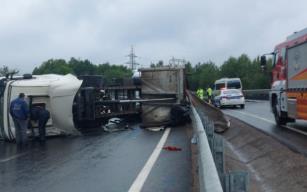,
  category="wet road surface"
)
[0,123,192,192]
[222,101,307,156]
